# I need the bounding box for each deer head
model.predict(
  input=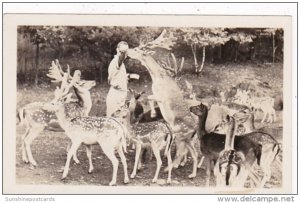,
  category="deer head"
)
[127,29,176,61]
[189,103,208,117]
[44,73,77,112]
